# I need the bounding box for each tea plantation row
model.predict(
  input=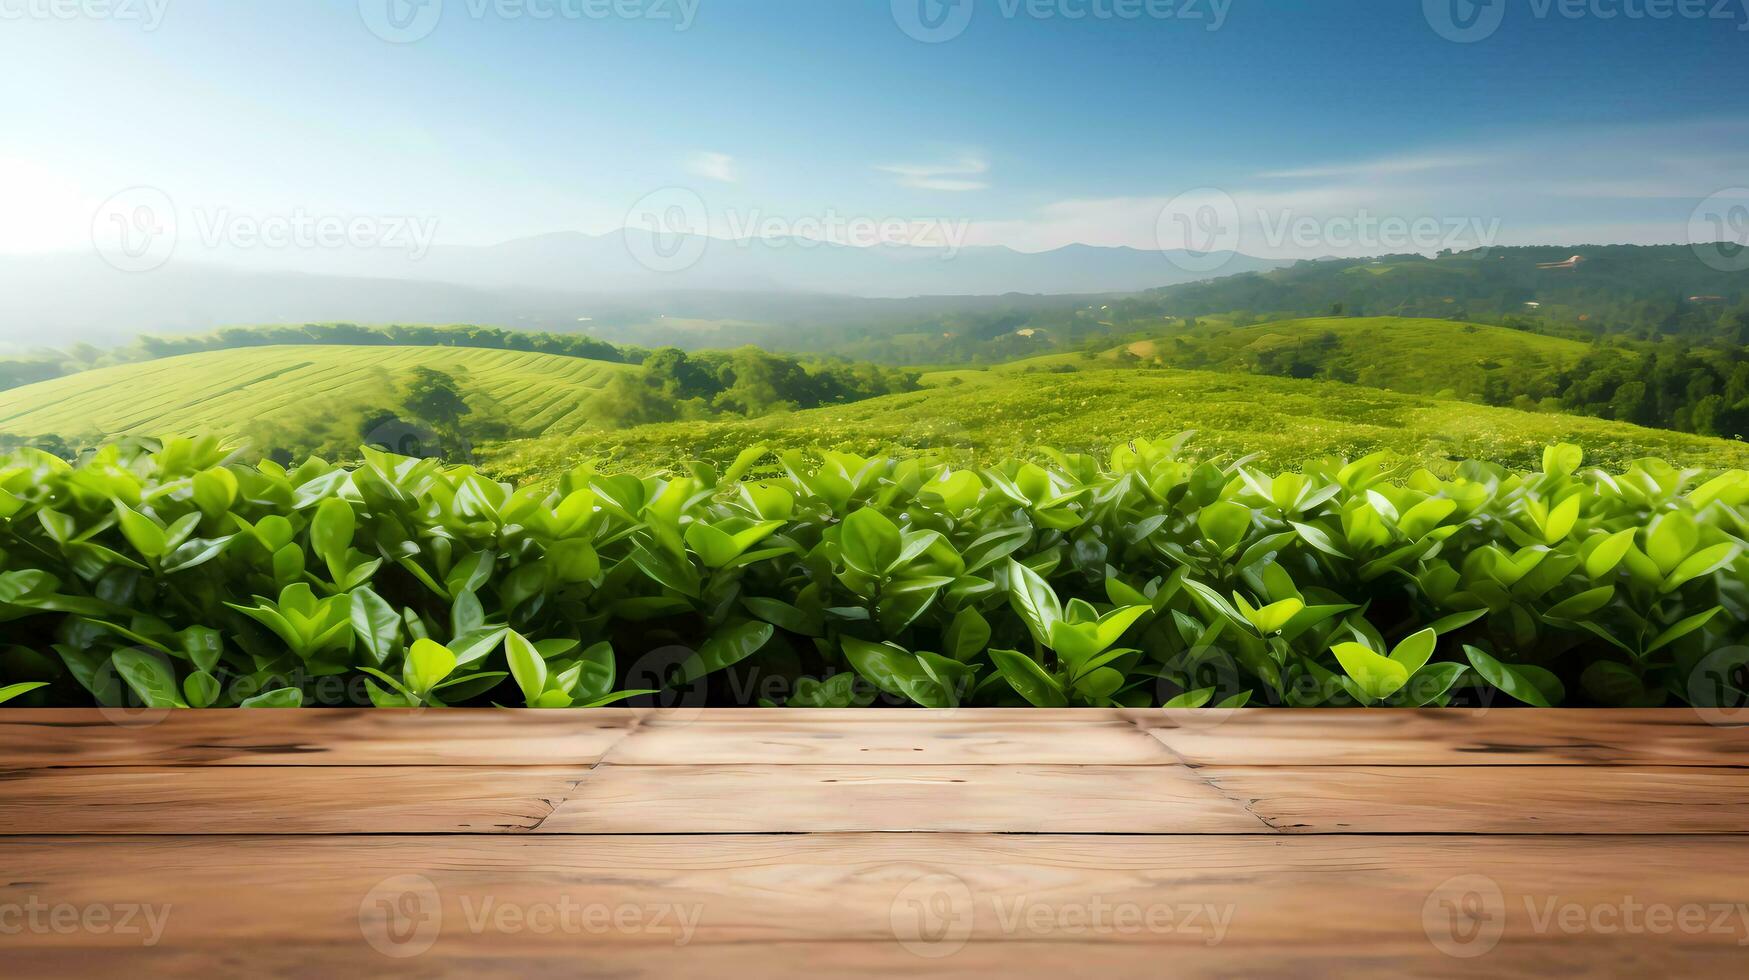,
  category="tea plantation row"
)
[0,436,1744,709]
